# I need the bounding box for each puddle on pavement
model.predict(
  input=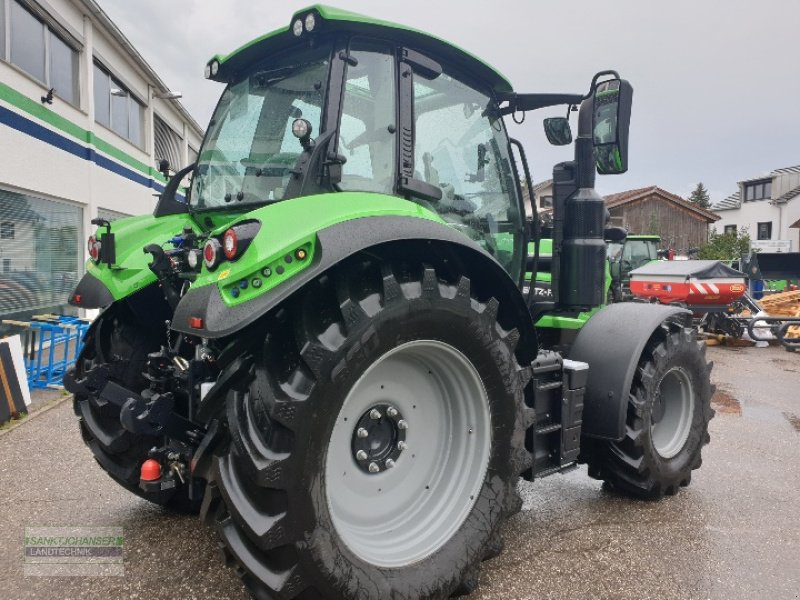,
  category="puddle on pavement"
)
[784,412,800,432]
[711,389,742,416]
